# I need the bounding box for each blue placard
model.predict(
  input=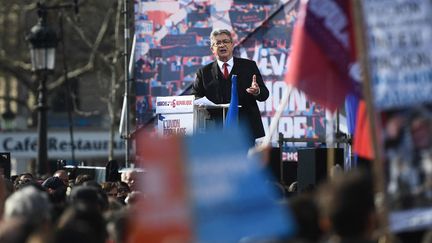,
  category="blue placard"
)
[184,127,296,242]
